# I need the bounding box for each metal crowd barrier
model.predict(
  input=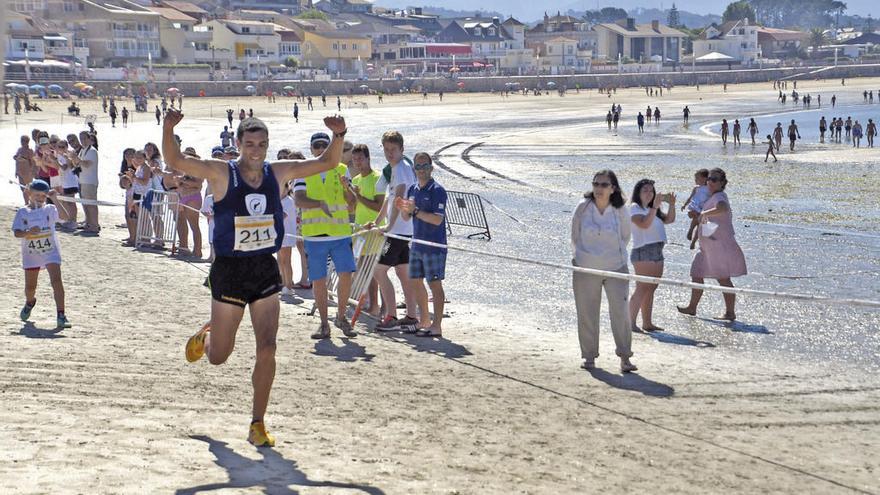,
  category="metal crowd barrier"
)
[312,229,386,324]
[135,190,180,253]
[445,190,491,240]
